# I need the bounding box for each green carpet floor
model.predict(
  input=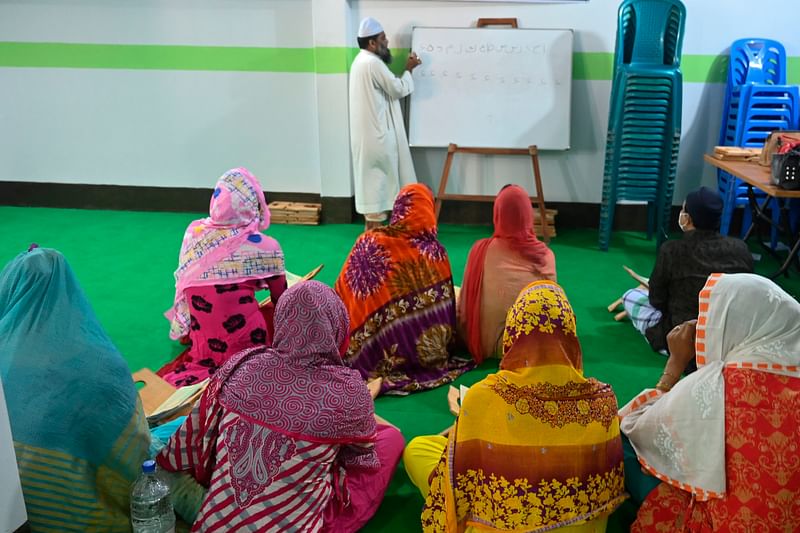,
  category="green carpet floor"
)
[2,206,799,532]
